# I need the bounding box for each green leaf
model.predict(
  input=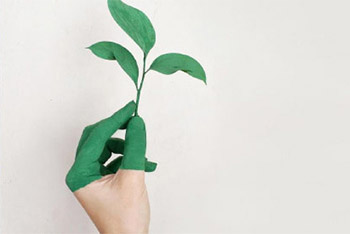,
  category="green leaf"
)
[108,0,156,55]
[88,41,139,86]
[149,53,206,84]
